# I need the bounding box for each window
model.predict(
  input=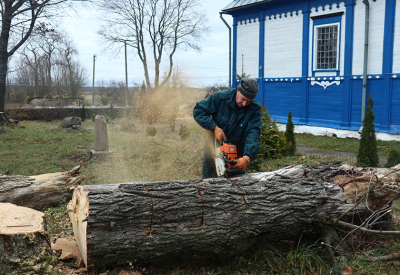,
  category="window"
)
[311,13,342,74]
[316,25,338,69]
